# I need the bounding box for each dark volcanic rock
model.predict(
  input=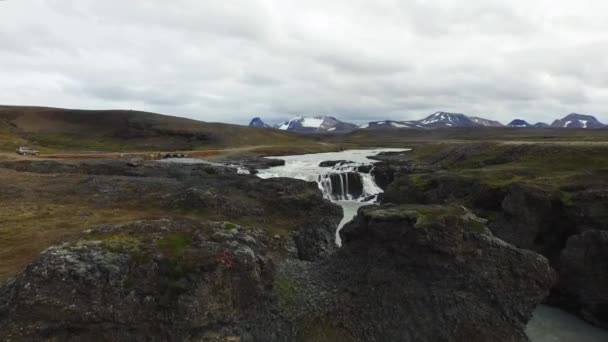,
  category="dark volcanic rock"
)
[217,156,286,174]
[0,220,293,341]
[382,173,506,211]
[259,178,342,261]
[0,206,557,341]
[0,158,342,263]
[356,165,372,173]
[319,160,353,167]
[553,230,608,328]
[383,175,578,266]
[565,189,608,232]
[319,205,555,341]
[367,150,435,191]
[490,184,577,265]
